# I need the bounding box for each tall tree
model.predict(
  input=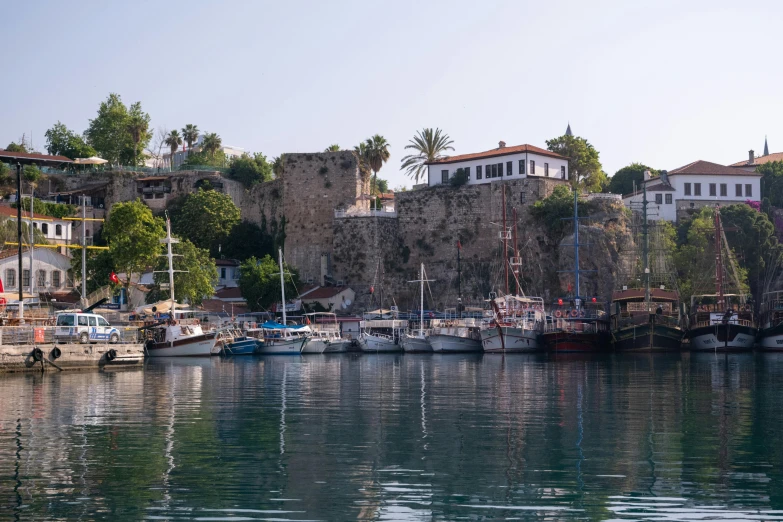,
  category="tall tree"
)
[364,135,390,208]
[324,144,340,152]
[546,134,604,191]
[607,163,659,195]
[4,142,27,153]
[152,239,218,305]
[400,128,454,184]
[103,200,165,288]
[757,161,783,208]
[126,102,151,166]
[164,130,183,161]
[85,93,150,165]
[229,153,273,187]
[353,142,371,181]
[170,188,241,255]
[201,132,222,158]
[272,155,285,179]
[44,122,97,159]
[238,255,299,312]
[181,124,199,150]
